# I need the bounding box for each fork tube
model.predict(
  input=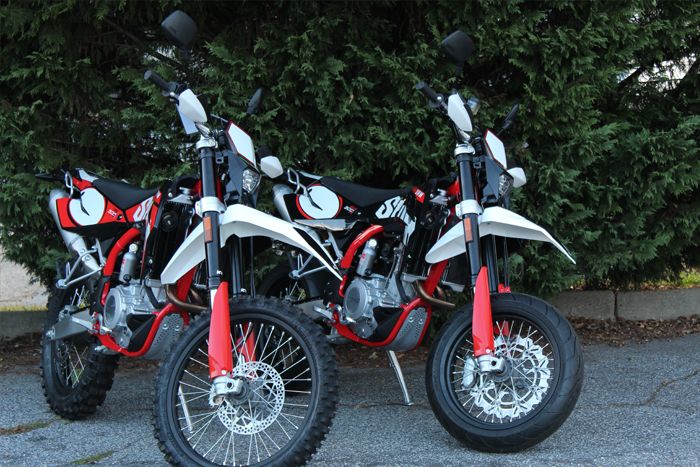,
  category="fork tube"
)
[482,235,498,292]
[199,147,221,291]
[455,146,481,288]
